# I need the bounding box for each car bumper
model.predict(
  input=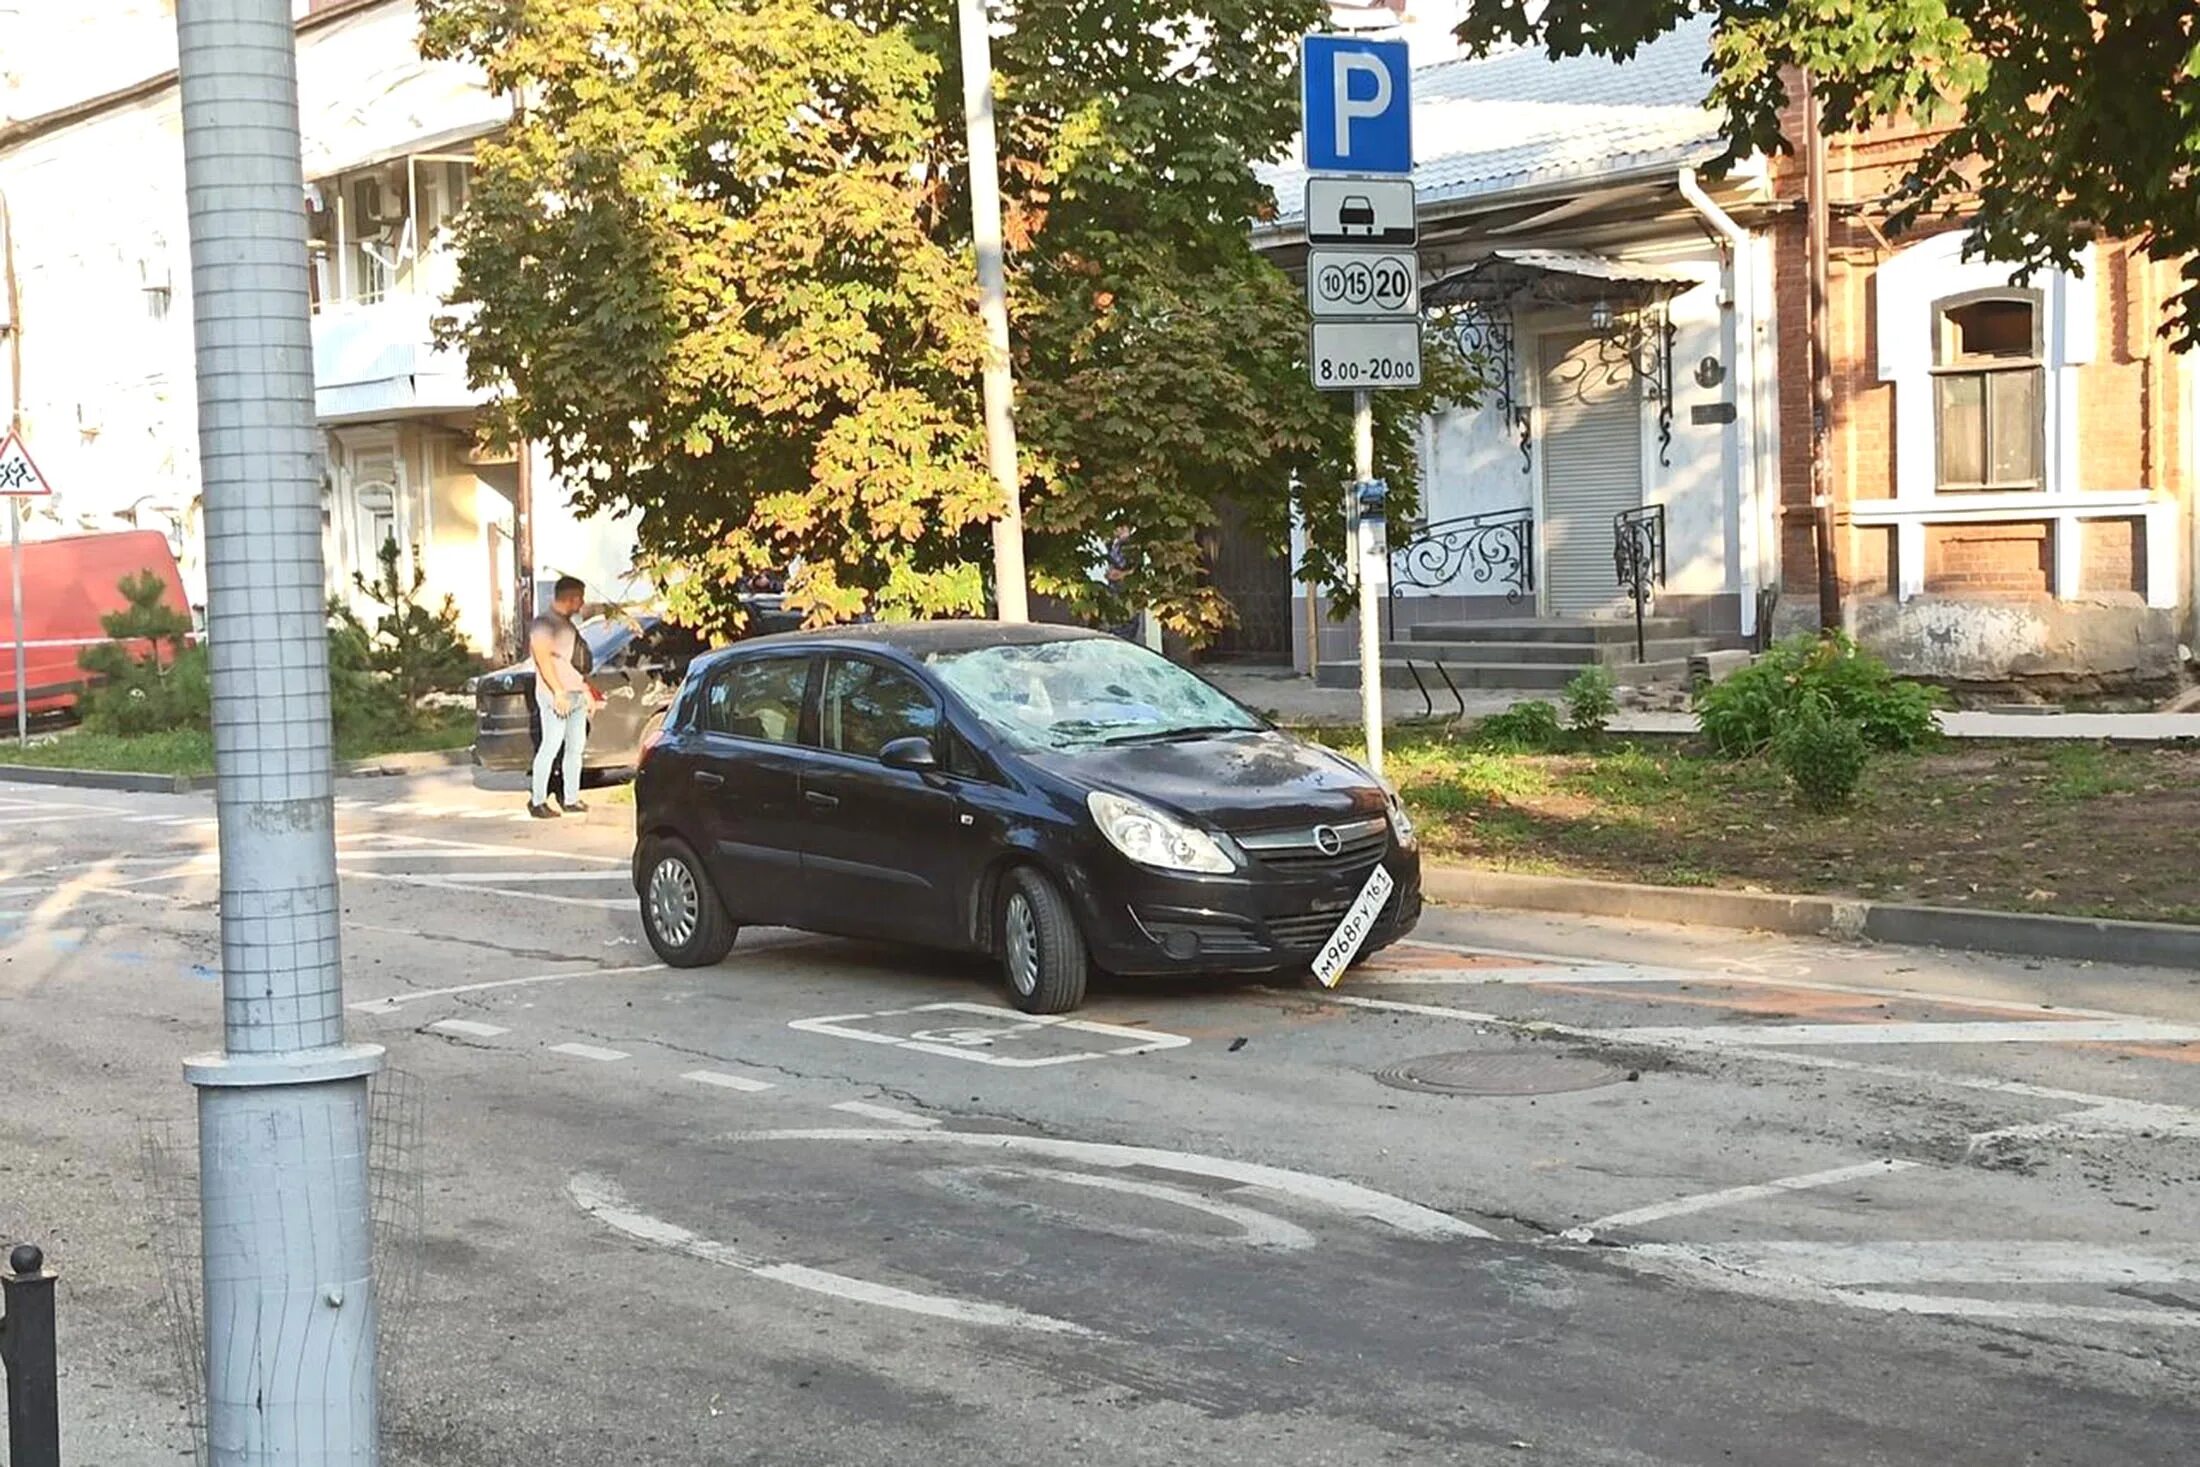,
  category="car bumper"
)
[1064,842,1423,977]
[473,692,623,772]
